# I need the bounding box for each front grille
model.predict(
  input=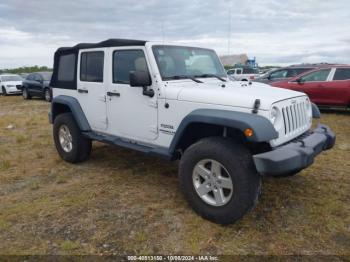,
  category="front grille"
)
[281,101,309,135]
